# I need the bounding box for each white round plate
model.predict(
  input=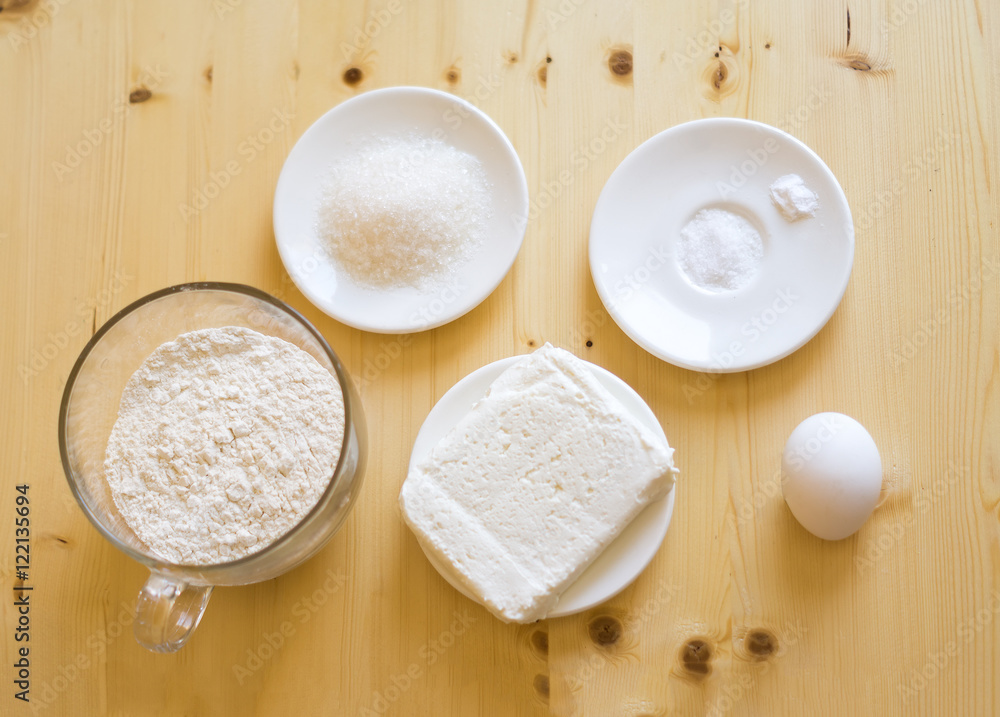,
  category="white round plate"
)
[274,86,529,334]
[590,118,854,372]
[408,355,676,619]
